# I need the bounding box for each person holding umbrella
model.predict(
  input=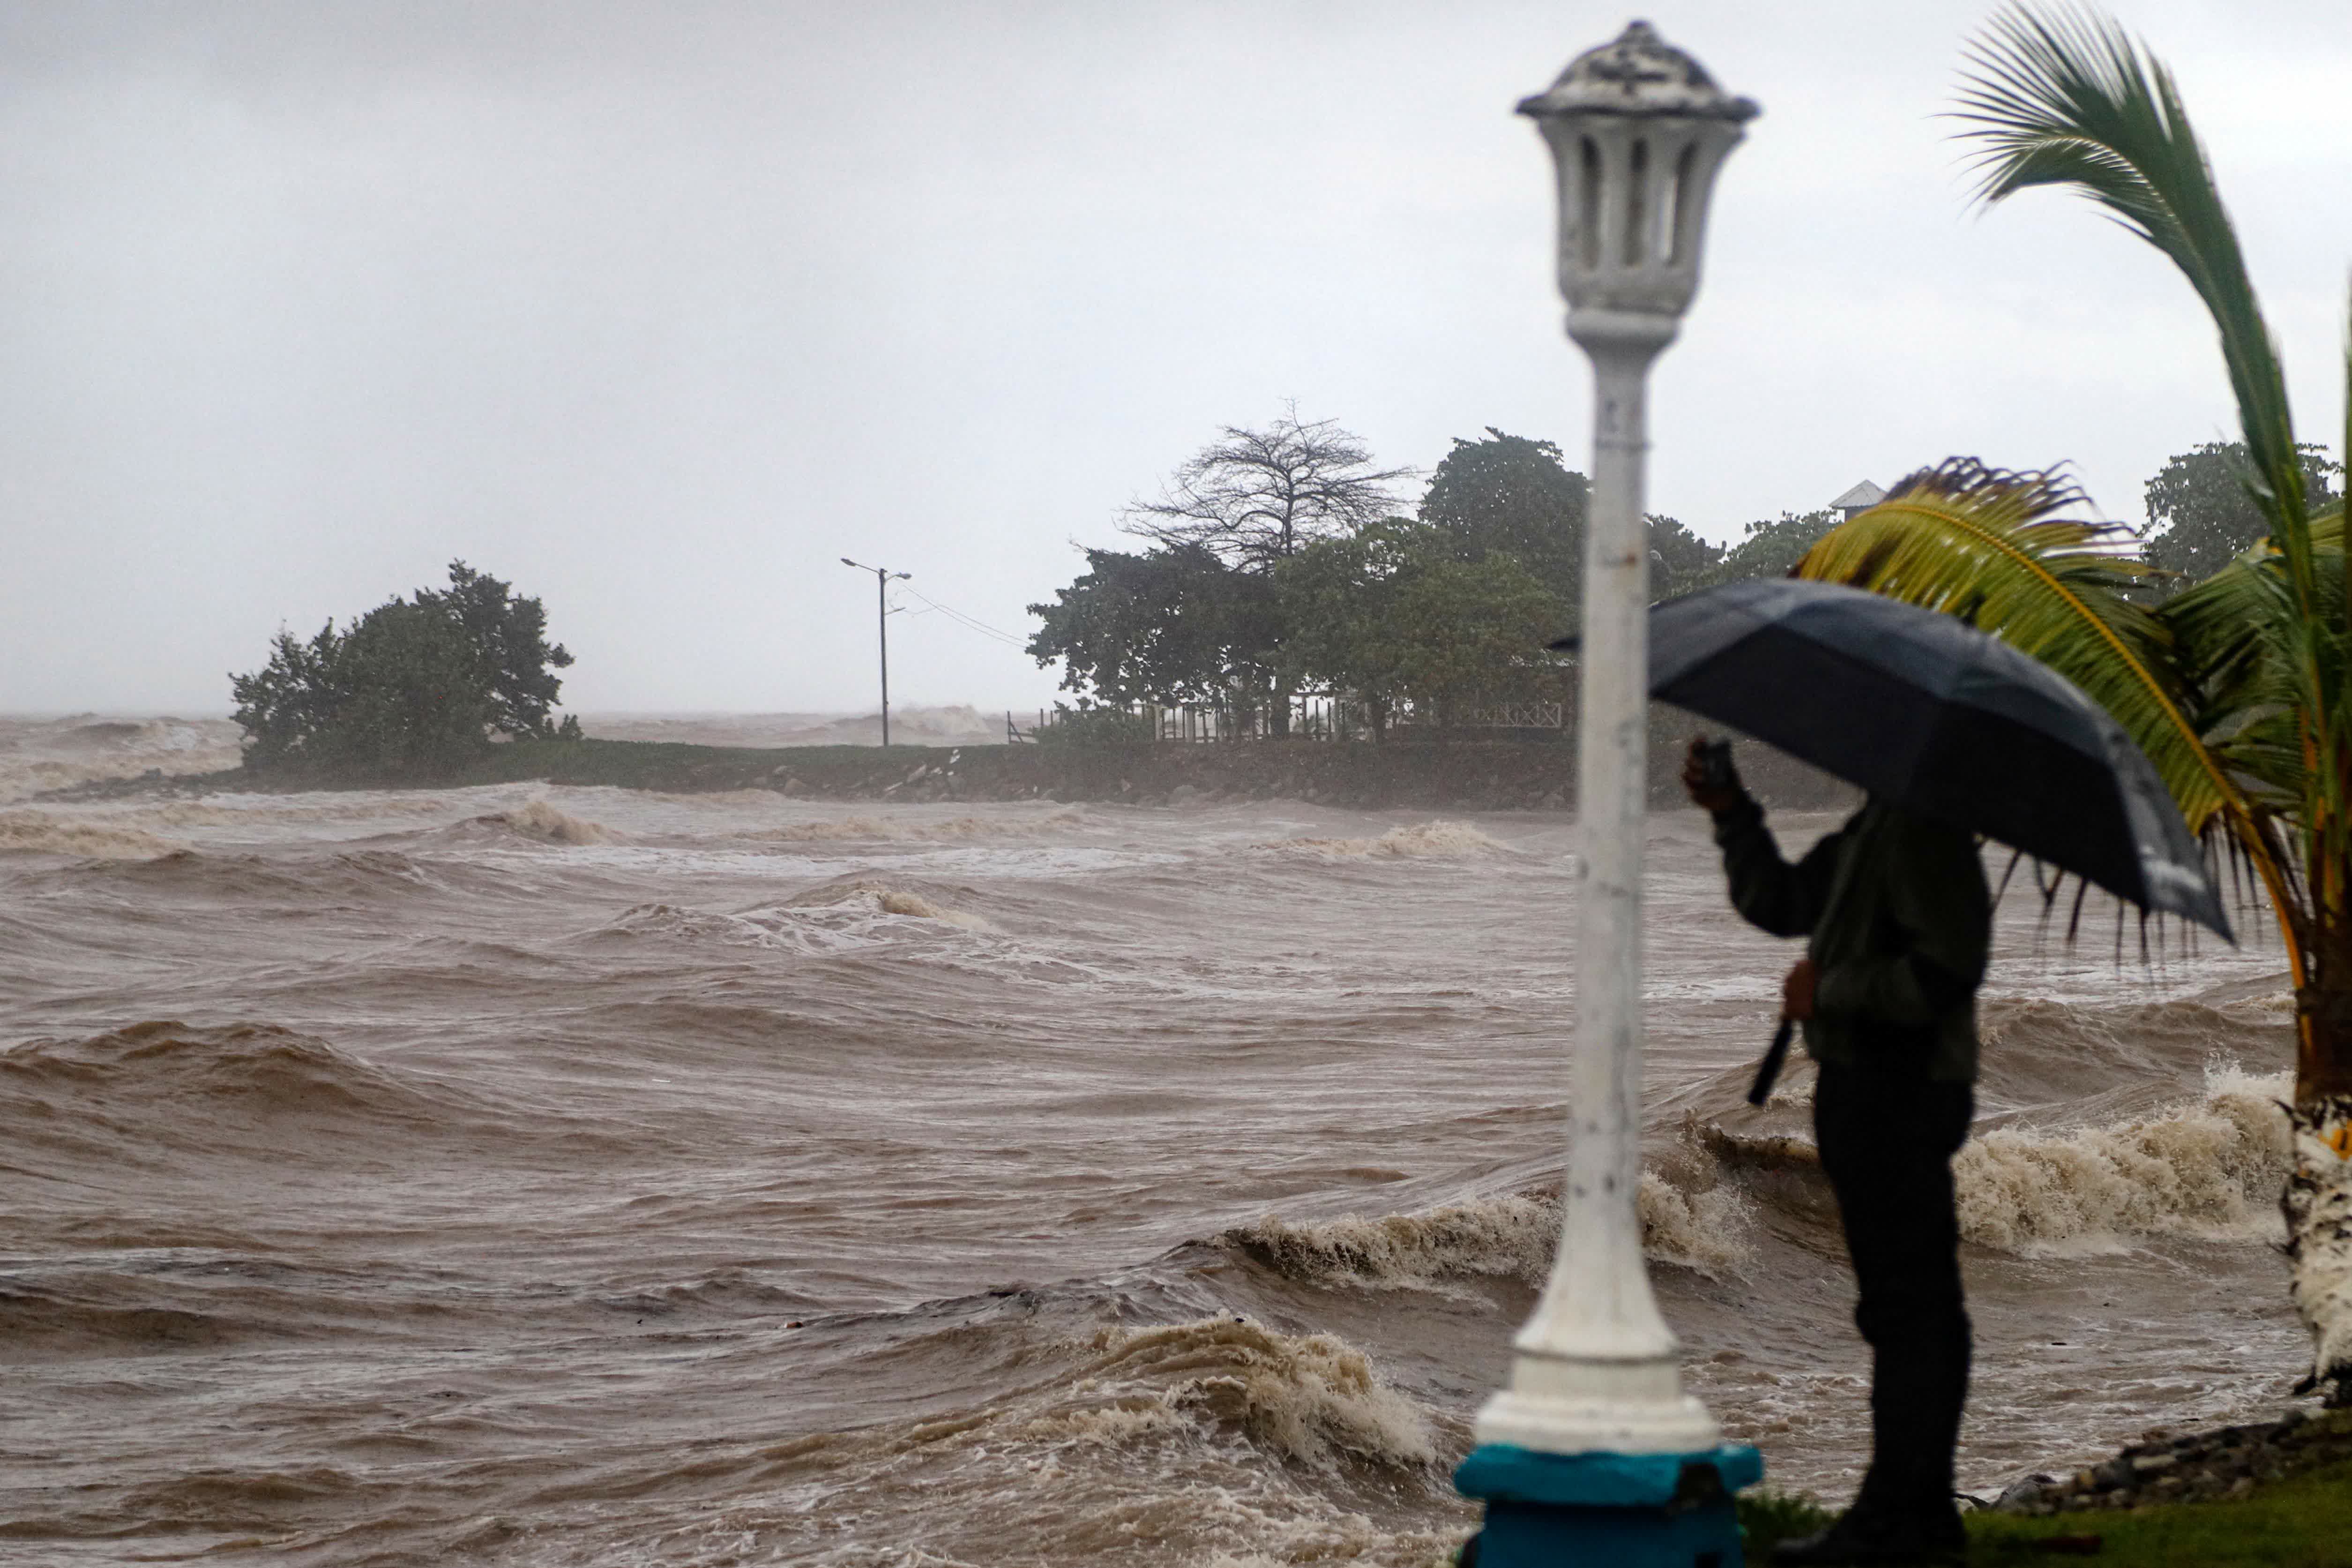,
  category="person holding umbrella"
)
[1683,740,1988,1565]
[1632,575,2233,1563]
